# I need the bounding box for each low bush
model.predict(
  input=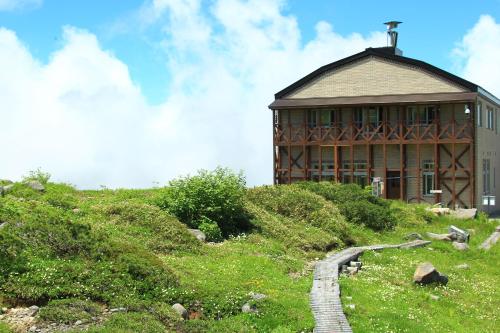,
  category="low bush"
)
[295,182,397,231]
[83,312,167,333]
[38,298,101,324]
[247,185,354,248]
[198,217,223,242]
[154,167,250,236]
[0,197,179,304]
[94,201,200,253]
